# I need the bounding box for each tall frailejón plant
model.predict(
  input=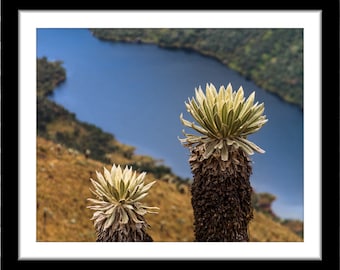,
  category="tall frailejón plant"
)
[179,83,268,241]
[87,164,159,242]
